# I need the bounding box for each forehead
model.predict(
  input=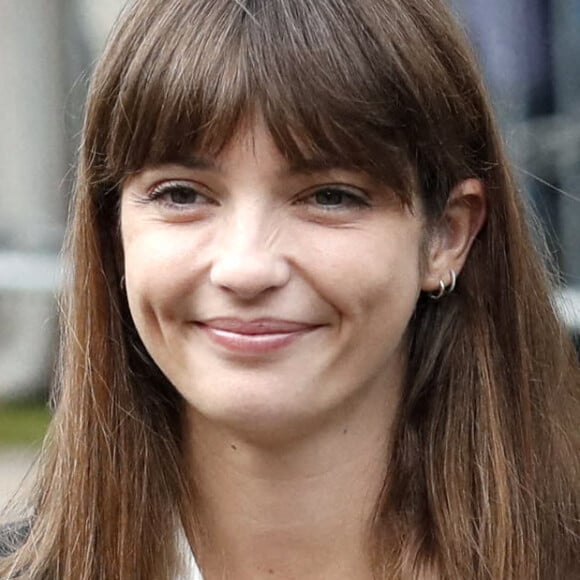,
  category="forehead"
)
[92,0,426,202]
[167,119,368,177]
[126,120,416,211]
